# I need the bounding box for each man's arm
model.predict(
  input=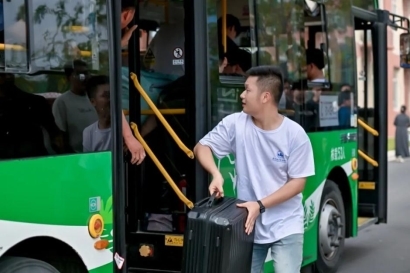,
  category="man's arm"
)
[194,114,236,197]
[261,139,315,208]
[260,178,307,208]
[193,144,221,178]
[194,114,236,173]
[122,111,146,165]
